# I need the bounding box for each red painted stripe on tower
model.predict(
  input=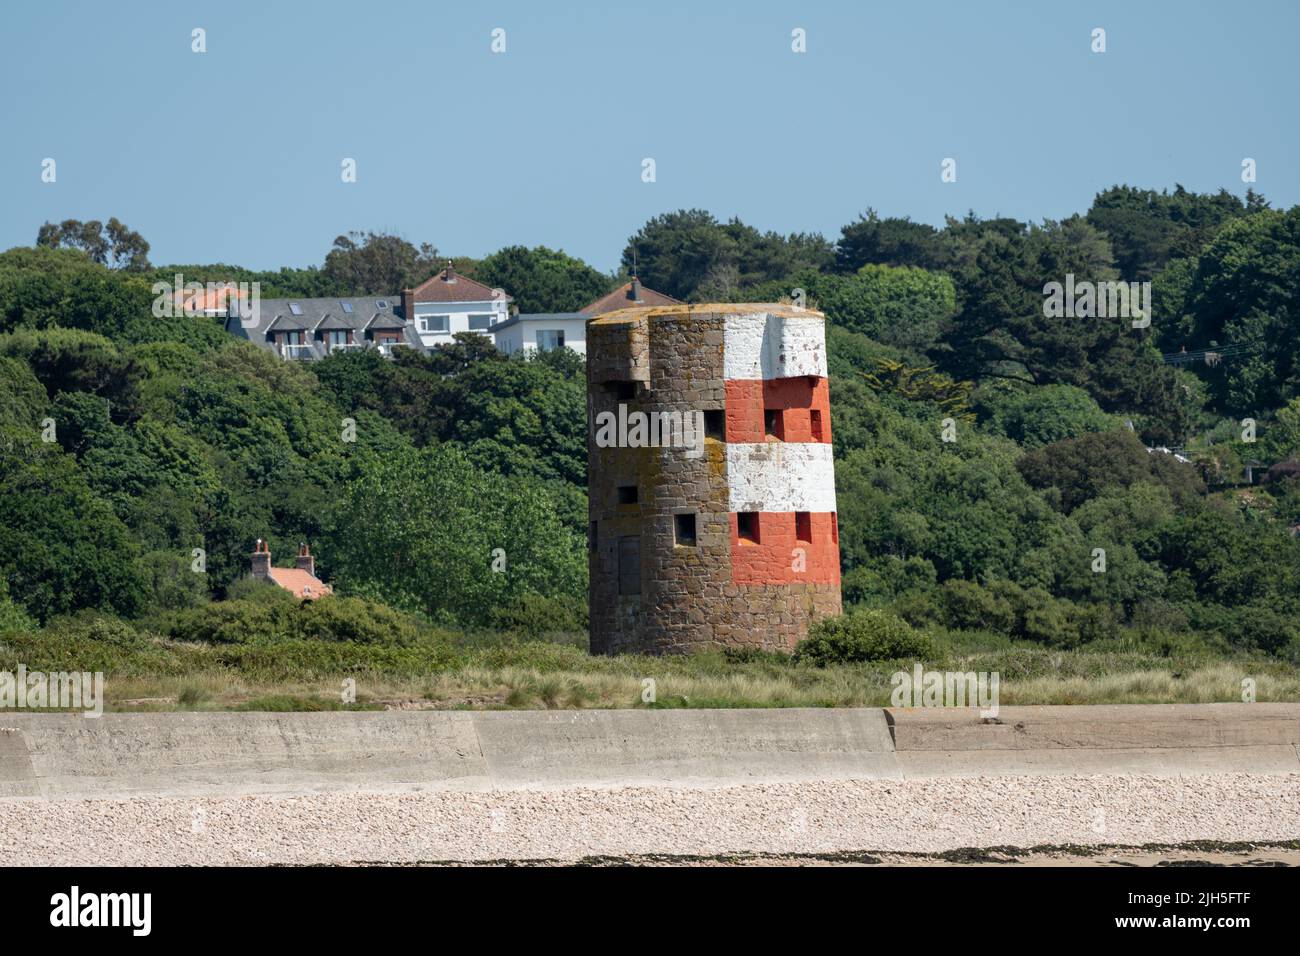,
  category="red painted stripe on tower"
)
[729,511,841,585]
[725,378,832,444]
